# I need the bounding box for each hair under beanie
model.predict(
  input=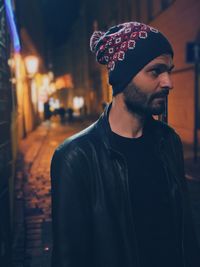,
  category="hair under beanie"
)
[90,21,173,96]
